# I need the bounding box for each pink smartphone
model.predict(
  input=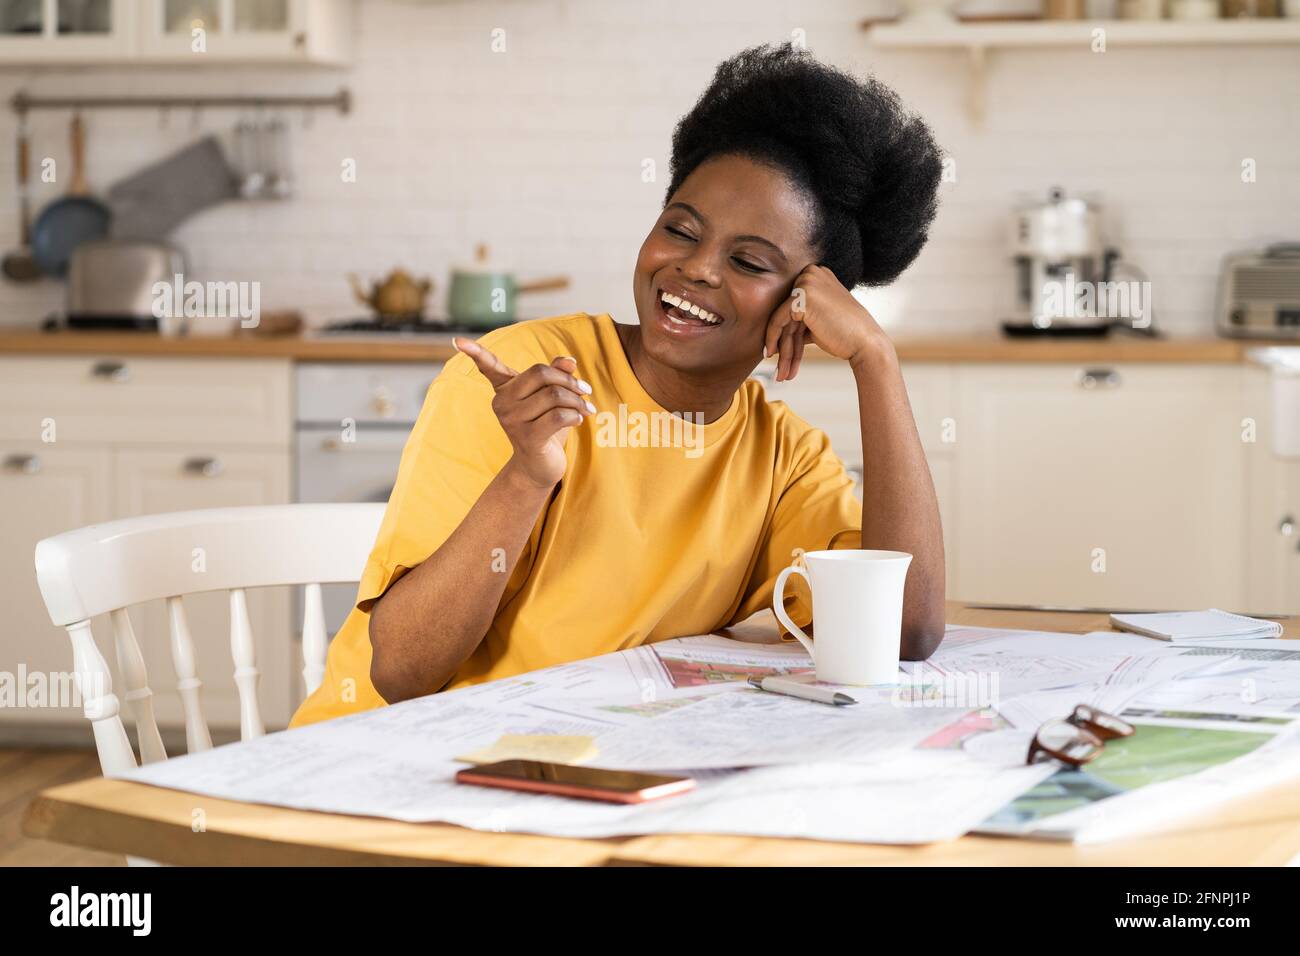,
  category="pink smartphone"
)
[455,759,695,804]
